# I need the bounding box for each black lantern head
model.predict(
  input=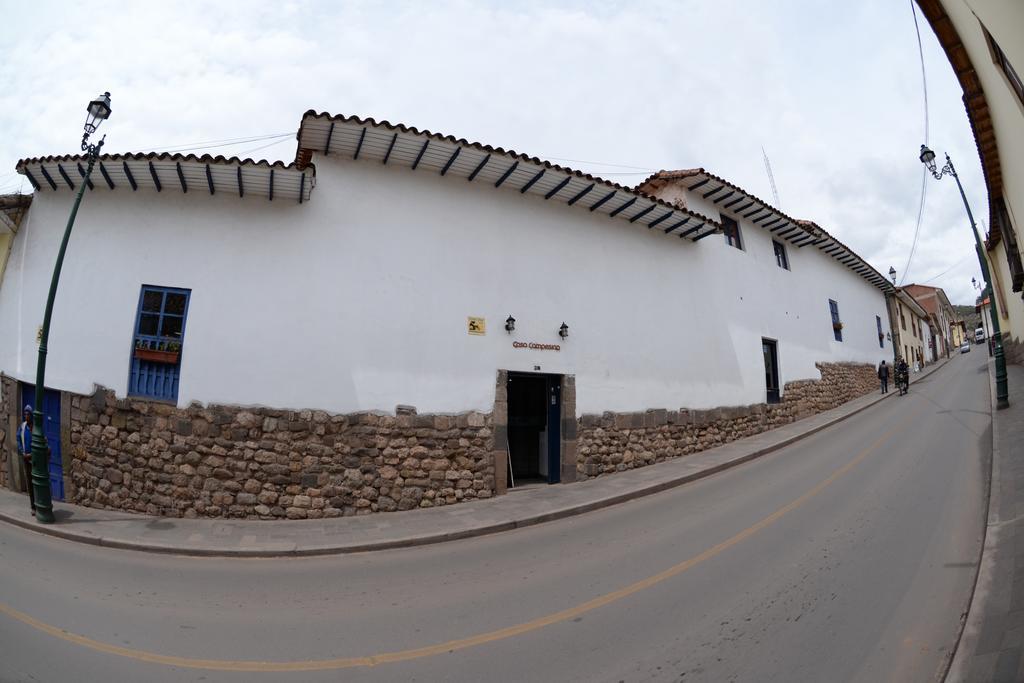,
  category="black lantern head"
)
[919,144,937,172]
[888,266,897,284]
[505,315,515,333]
[84,92,112,135]
[558,322,569,339]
